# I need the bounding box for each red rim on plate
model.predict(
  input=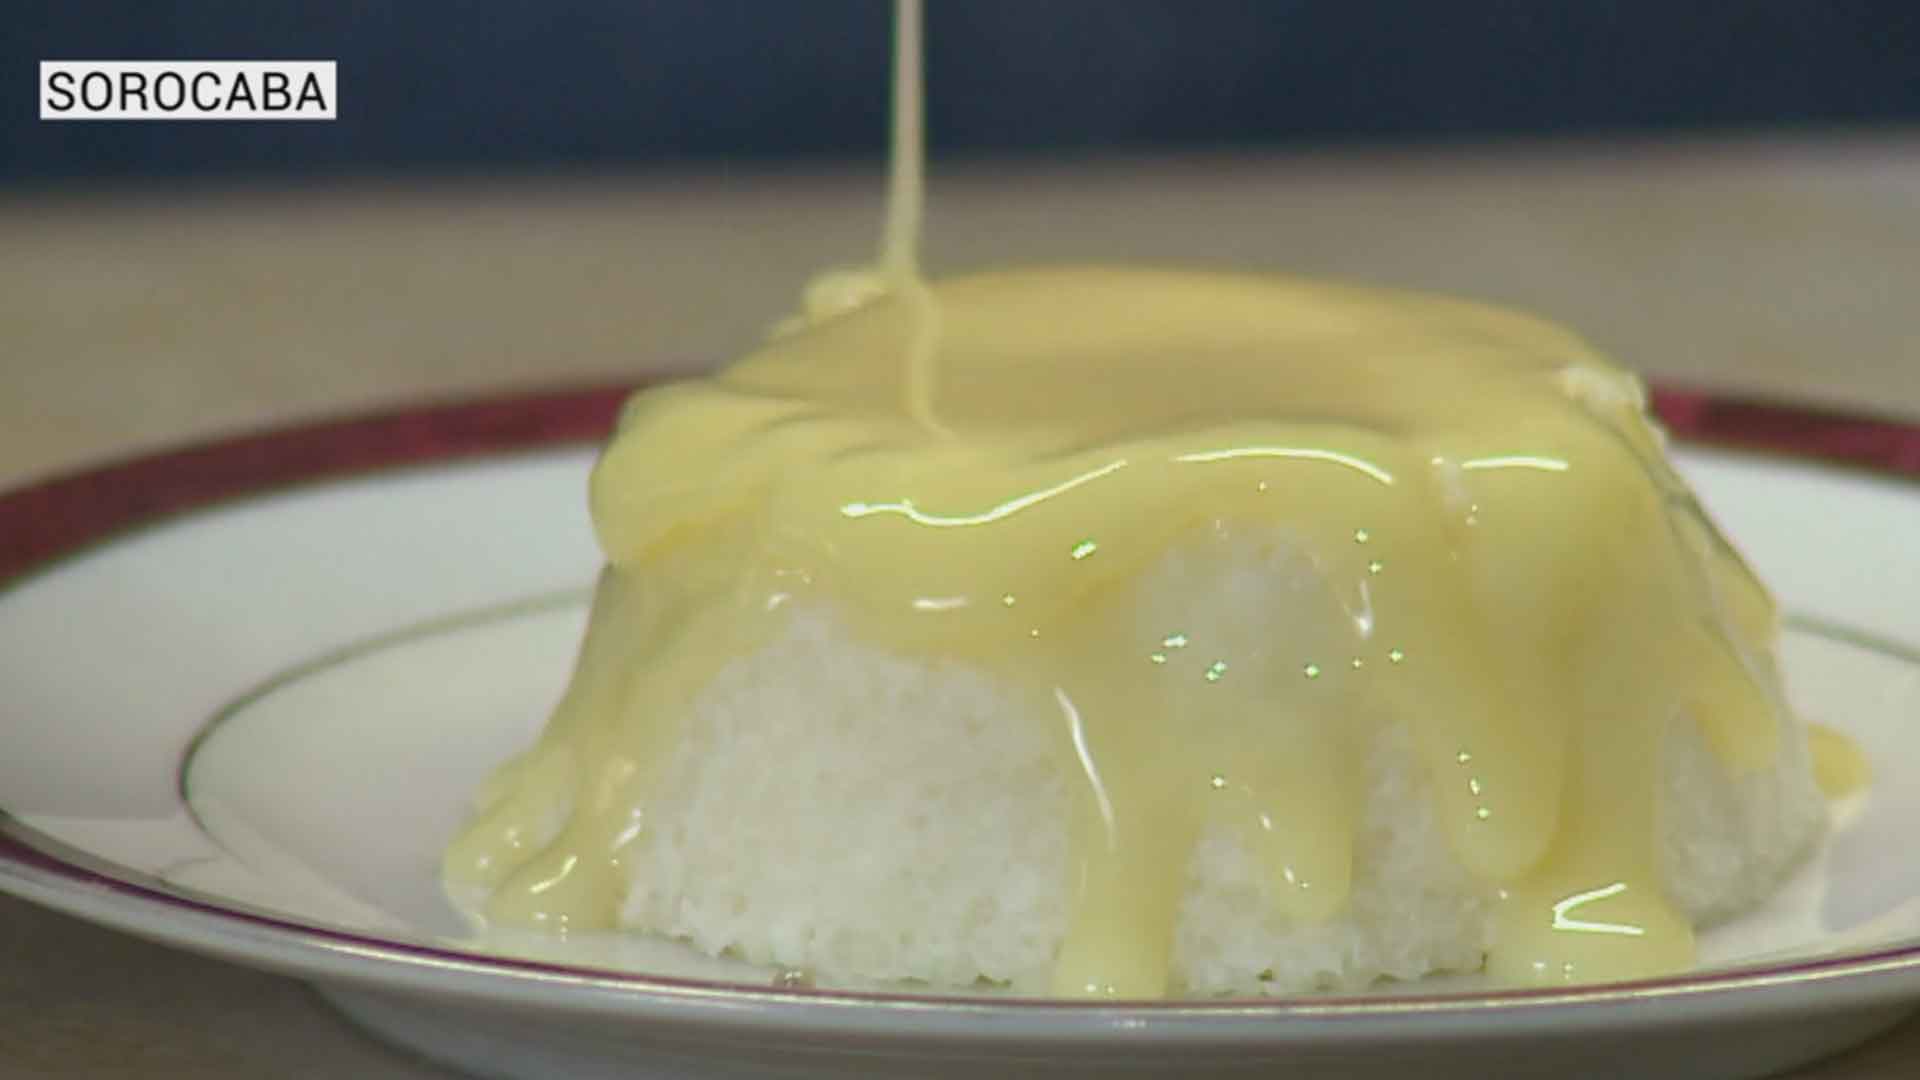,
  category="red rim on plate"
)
[2,380,1918,1018]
